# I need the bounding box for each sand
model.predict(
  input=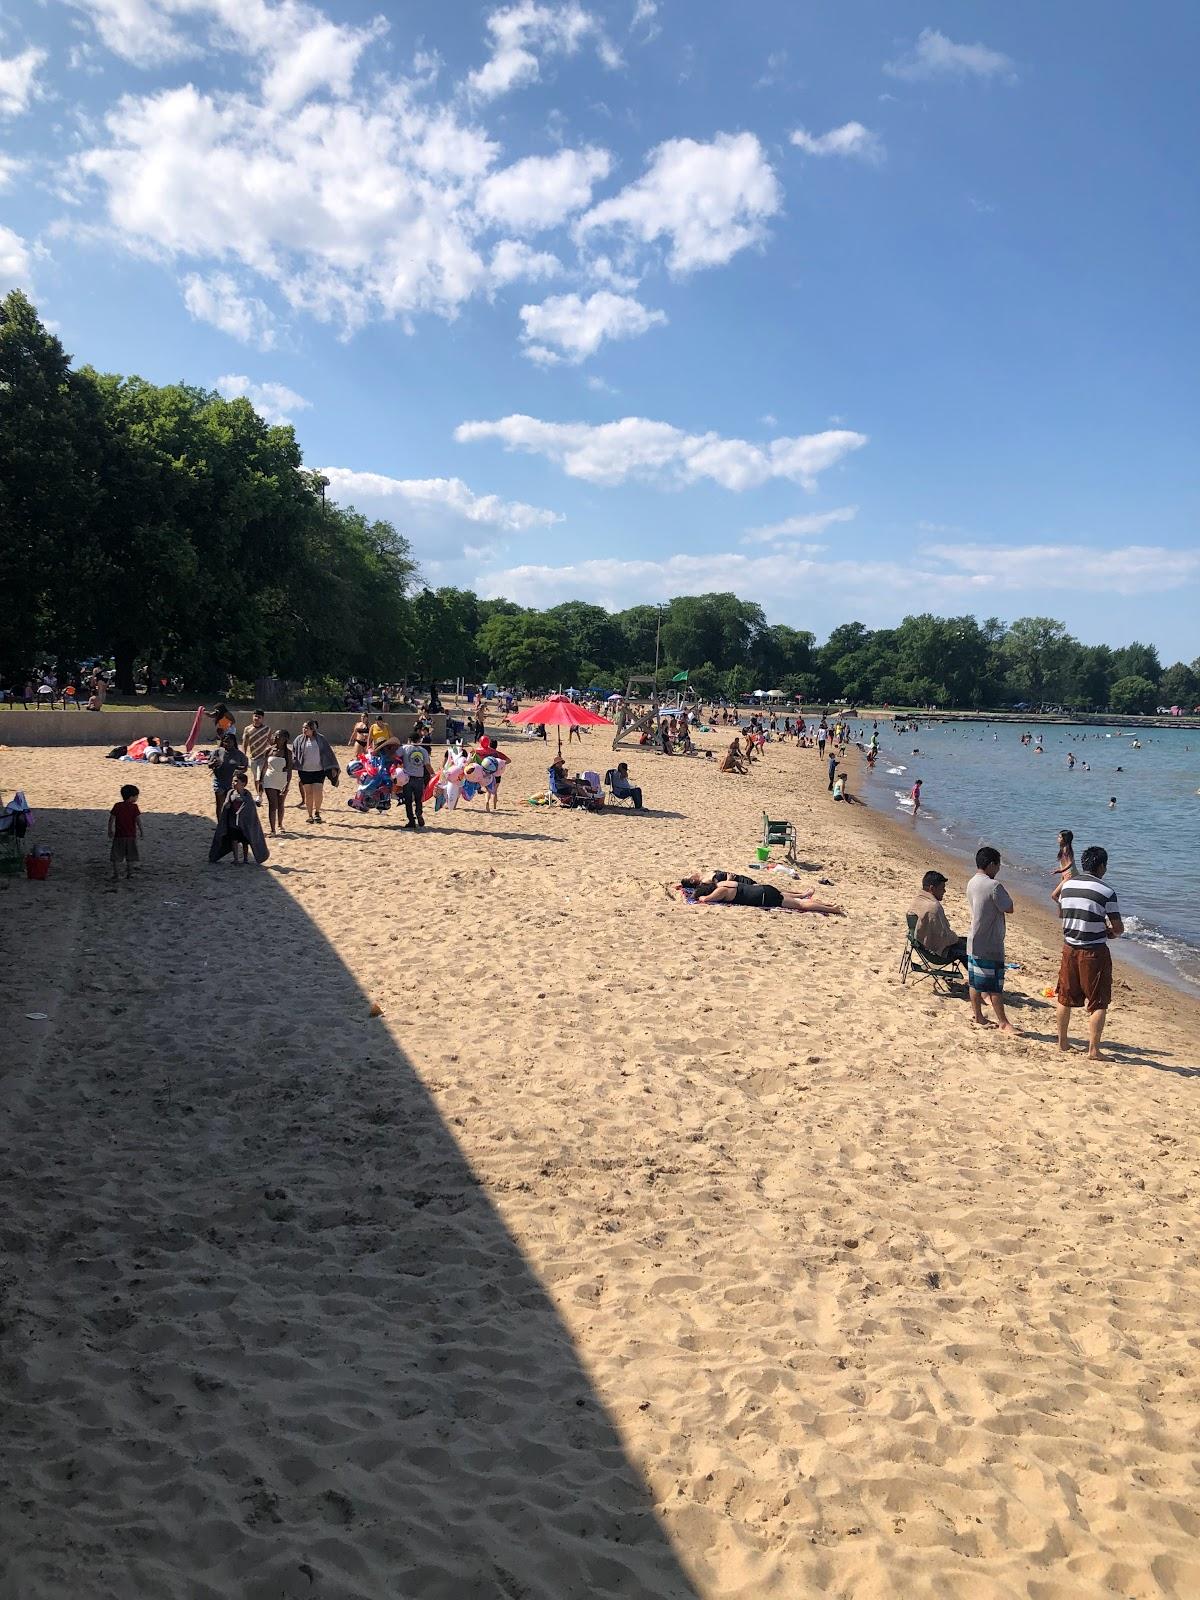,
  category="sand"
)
[1,726,1198,1600]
